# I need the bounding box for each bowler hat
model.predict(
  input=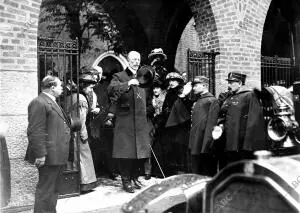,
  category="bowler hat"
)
[148,48,167,61]
[79,73,97,84]
[226,72,246,85]
[192,75,210,85]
